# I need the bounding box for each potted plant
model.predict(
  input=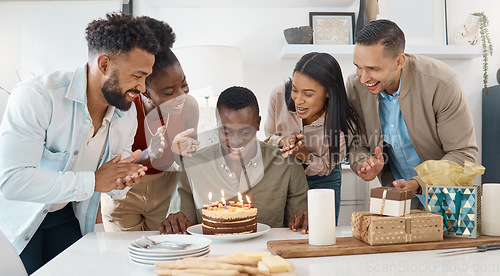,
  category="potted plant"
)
[475,12,498,184]
[472,12,493,95]
[0,86,10,95]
